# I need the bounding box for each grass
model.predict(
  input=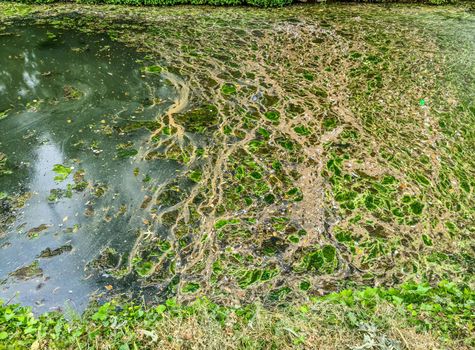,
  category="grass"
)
[1,281,473,349]
[0,0,461,7]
